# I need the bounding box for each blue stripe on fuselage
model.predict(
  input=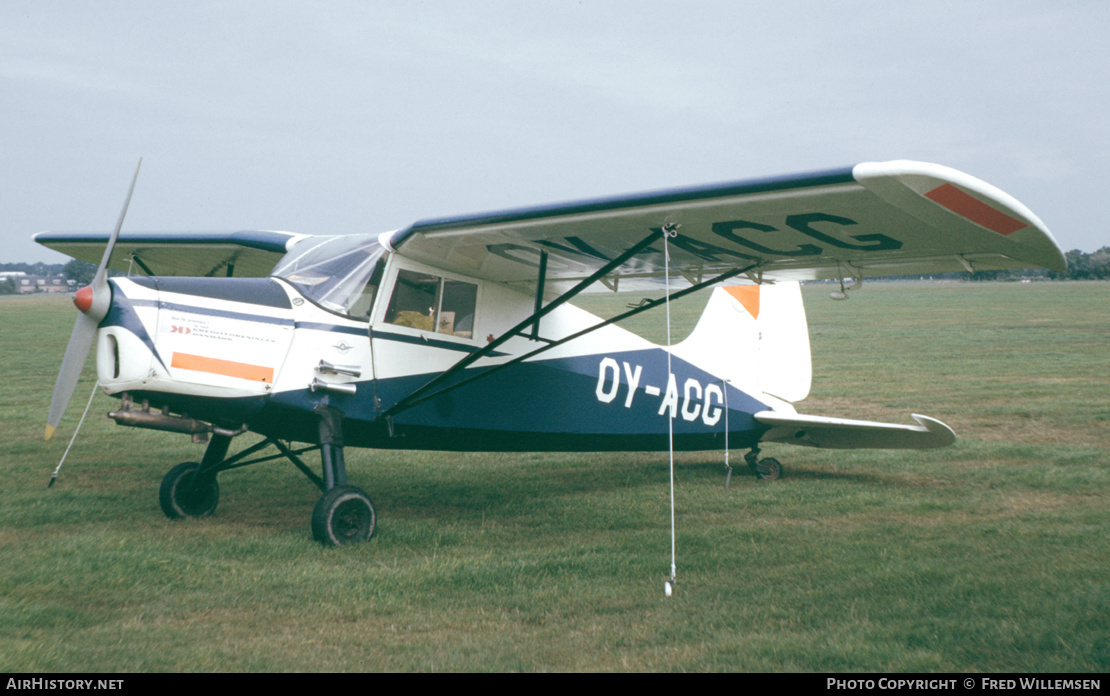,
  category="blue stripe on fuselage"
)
[259,346,769,451]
